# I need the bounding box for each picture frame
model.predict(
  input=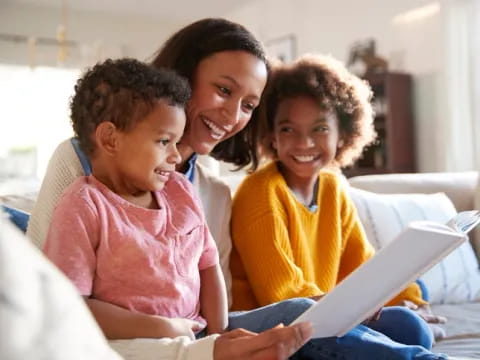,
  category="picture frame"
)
[265,34,297,62]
